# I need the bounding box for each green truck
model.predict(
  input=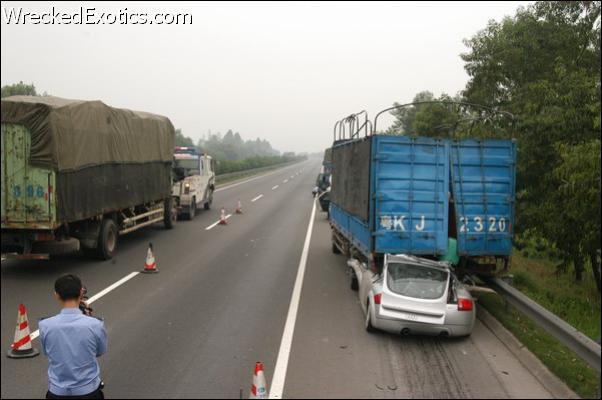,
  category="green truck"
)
[1,96,177,260]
